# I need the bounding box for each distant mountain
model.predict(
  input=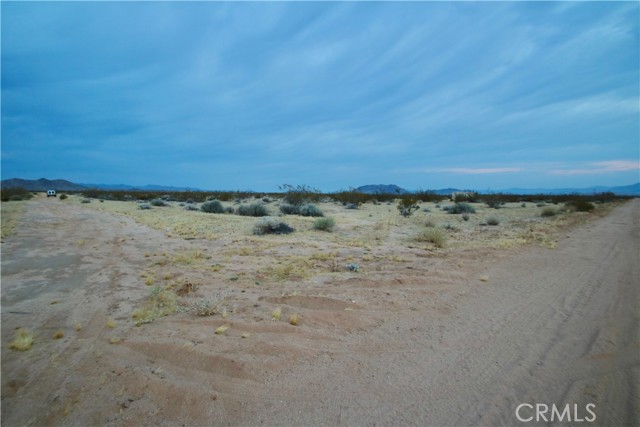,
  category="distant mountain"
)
[0,178,86,191]
[355,183,639,196]
[356,184,411,194]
